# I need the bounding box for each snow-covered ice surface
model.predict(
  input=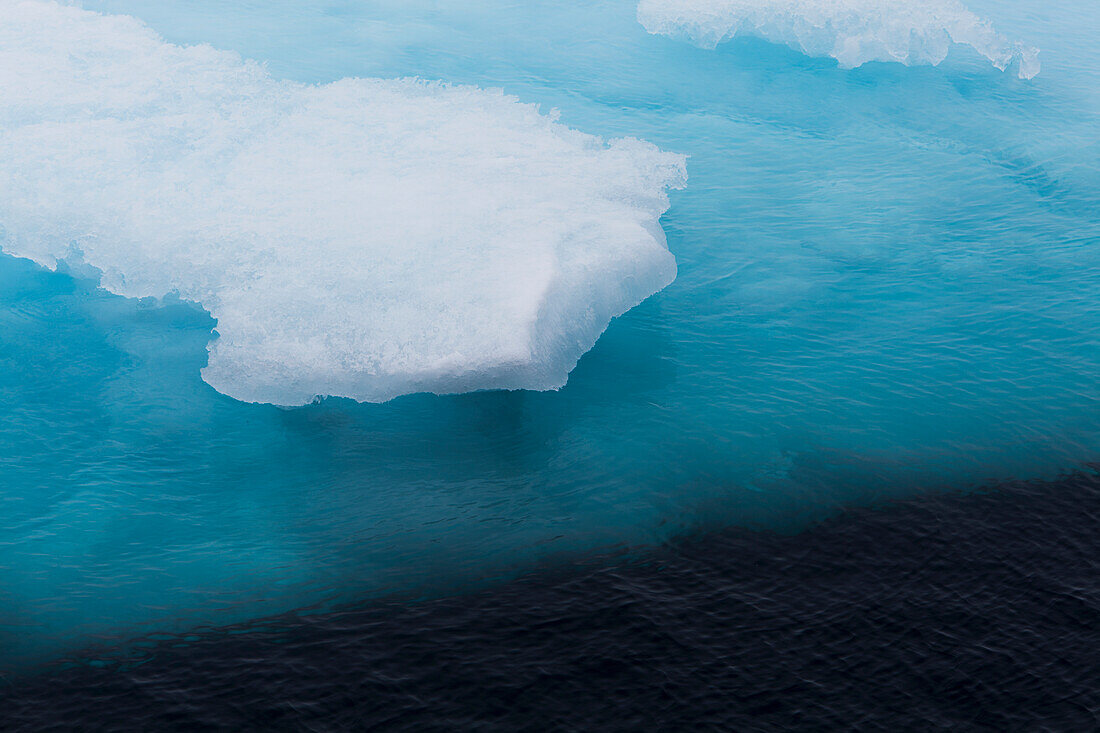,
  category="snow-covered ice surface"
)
[0,1,685,405]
